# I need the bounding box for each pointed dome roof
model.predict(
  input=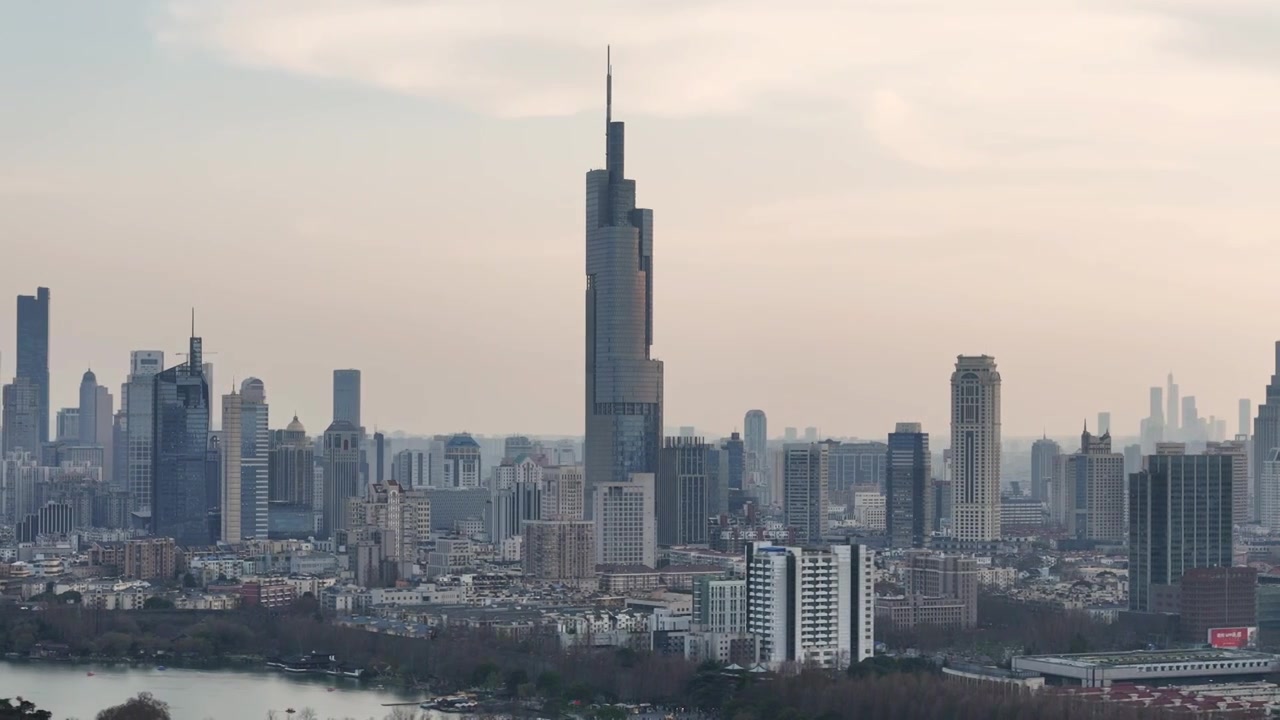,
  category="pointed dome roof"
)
[81,369,97,384]
[286,415,306,434]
